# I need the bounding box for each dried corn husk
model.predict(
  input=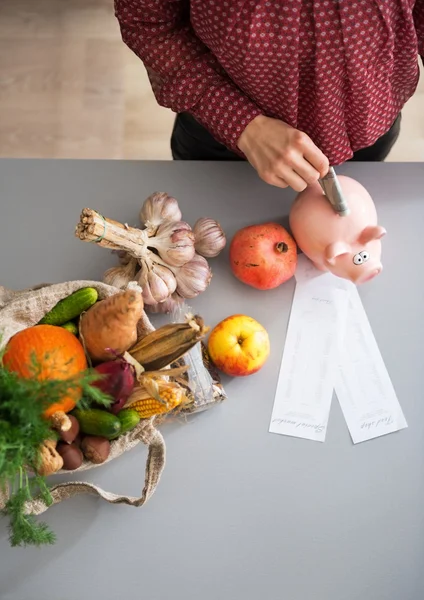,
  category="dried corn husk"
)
[129,314,209,371]
[165,301,227,413]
